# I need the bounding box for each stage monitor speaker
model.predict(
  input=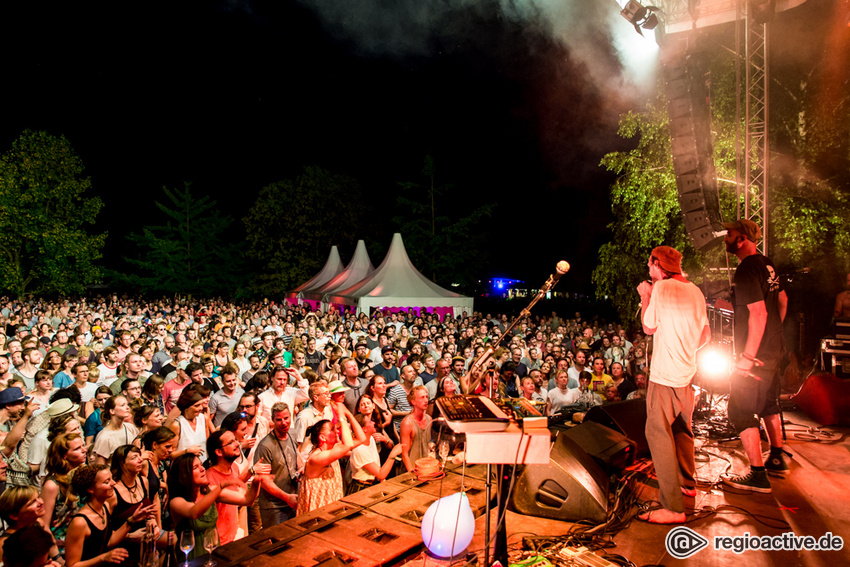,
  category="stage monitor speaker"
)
[559,421,636,473]
[511,434,609,523]
[584,399,649,457]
